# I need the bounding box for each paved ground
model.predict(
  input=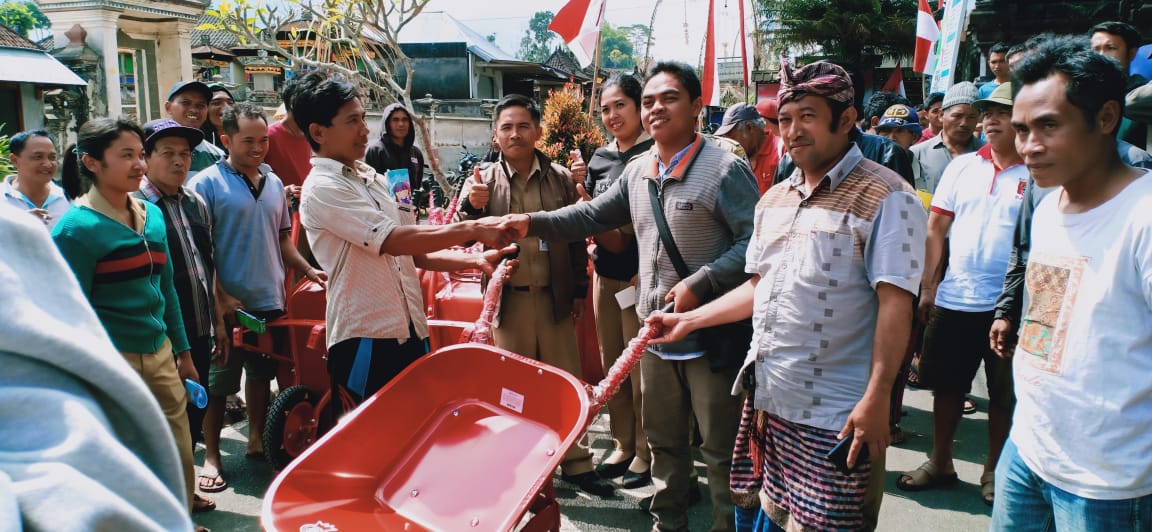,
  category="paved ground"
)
[194,374,996,532]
